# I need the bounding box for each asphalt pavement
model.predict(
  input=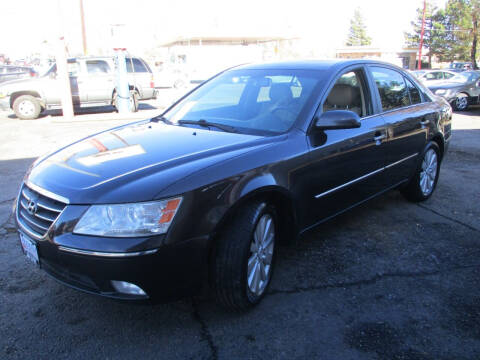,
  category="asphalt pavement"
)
[1,100,479,360]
